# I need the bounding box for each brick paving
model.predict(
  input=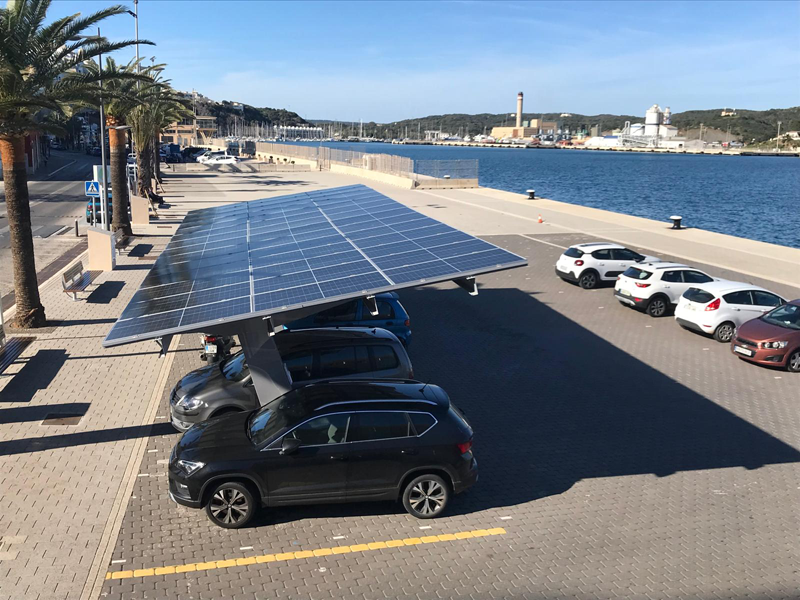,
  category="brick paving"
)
[99,232,800,599]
